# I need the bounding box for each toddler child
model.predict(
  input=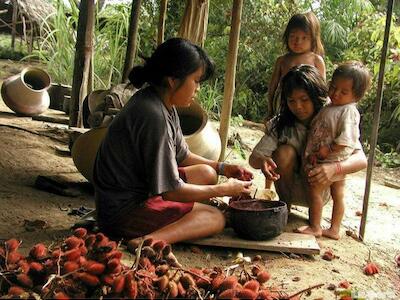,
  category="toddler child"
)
[297,61,371,240]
